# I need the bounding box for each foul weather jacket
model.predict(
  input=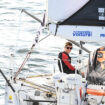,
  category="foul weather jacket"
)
[58,51,75,74]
